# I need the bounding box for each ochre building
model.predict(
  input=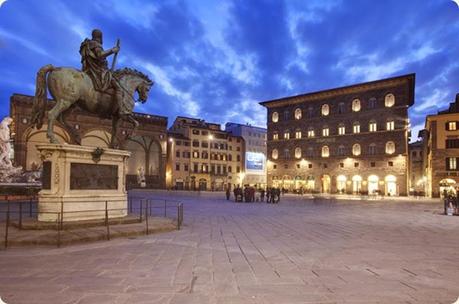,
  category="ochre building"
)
[10,94,167,189]
[167,117,245,191]
[420,95,459,197]
[260,74,415,196]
